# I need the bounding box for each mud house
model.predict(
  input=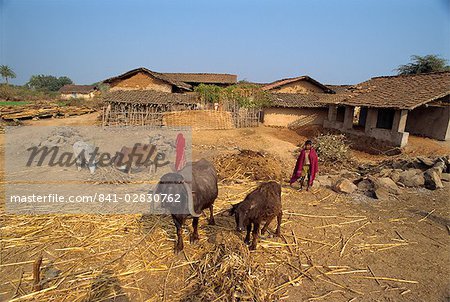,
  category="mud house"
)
[59,85,98,99]
[101,68,258,129]
[261,76,343,127]
[103,67,237,92]
[324,71,450,147]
